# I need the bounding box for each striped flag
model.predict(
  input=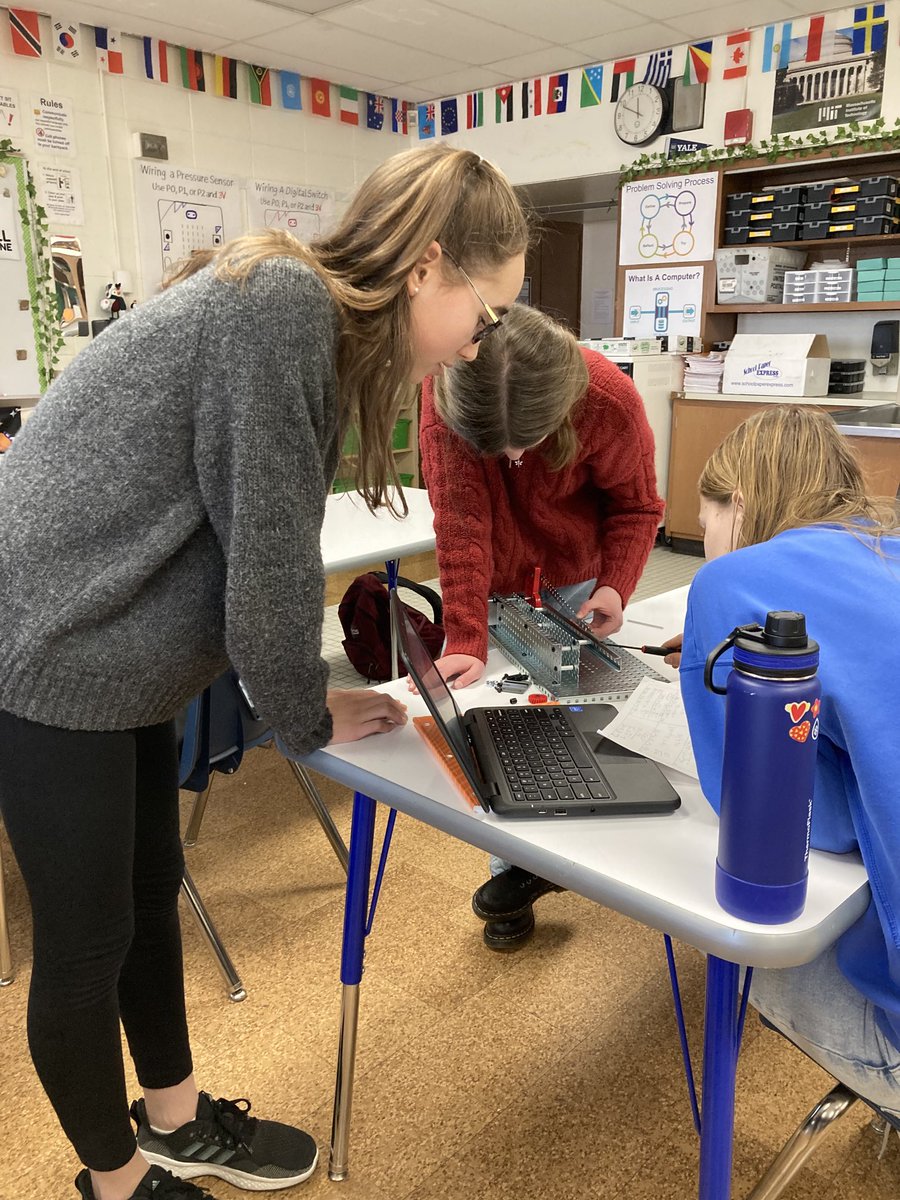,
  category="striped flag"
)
[521,79,541,118]
[391,97,409,134]
[805,15,825,61]
[180,47,205,92]
[143,37,169,83]
[9,8,41,57]
[643,49,672,88]
[417,102,435,139]
[214,56,238,99]
[495,85,514,123]
[722,31,750,79]
[546,73,568,114]
[310,79,331,118]
[281,71,302,110]
[466,91,484,128]
[366,94,384,130]
[762,23,793,72]
[851,4,886,54]
[440,97,459,135]
[683,41,712,85]
[610,59,635,102]
[248,65,272,106]
[52,18,80,61]
[339,85,359,125]
[580,65,603,107]
[95,27,123,74]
